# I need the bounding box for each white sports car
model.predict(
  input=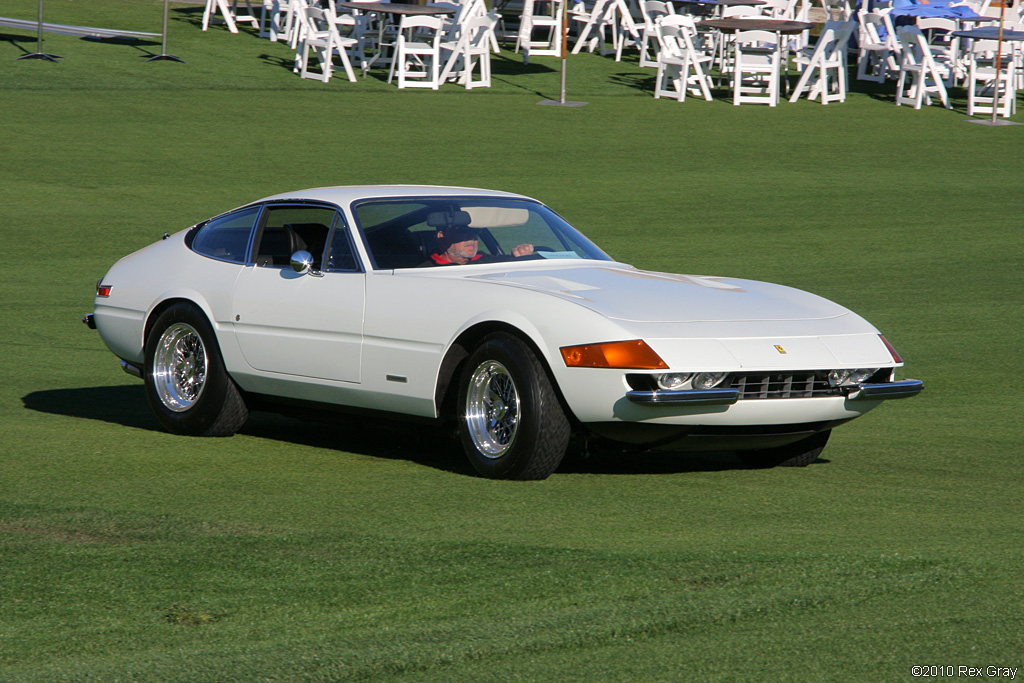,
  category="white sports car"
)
[85,185,922,479]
